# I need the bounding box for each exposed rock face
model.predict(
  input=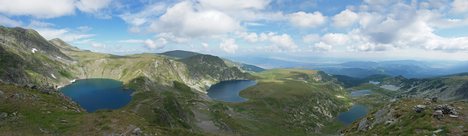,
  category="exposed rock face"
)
[358,118,368,131]
[381,75,468,100]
